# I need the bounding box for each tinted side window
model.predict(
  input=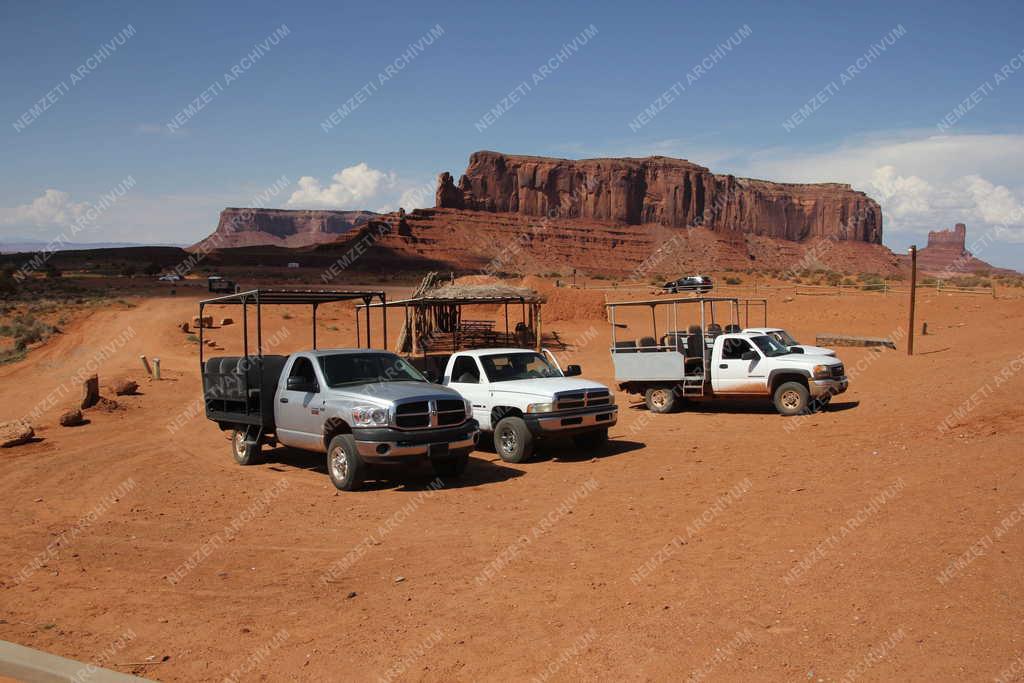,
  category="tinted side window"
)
[289,357,317,384]
[451,356,480,383]
[722,339,753,360]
